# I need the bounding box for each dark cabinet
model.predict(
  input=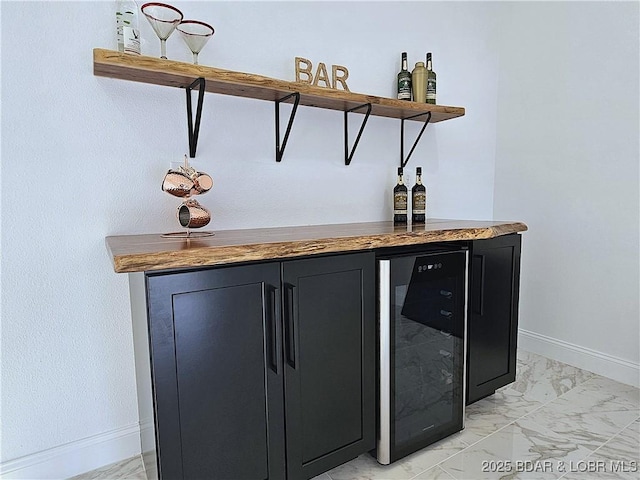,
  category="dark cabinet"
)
[466,234,522,405]
[139,252,375,480]
[145,263,286,480]
[282,255,375,479]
